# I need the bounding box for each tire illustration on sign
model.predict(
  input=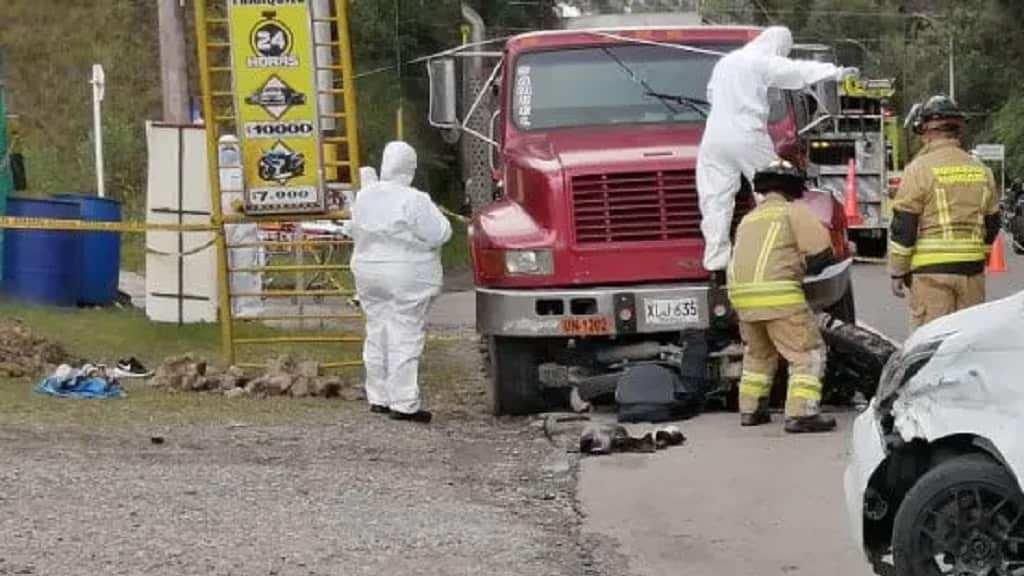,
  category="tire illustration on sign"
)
[258,140,306,184]
[244,75,307,119]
